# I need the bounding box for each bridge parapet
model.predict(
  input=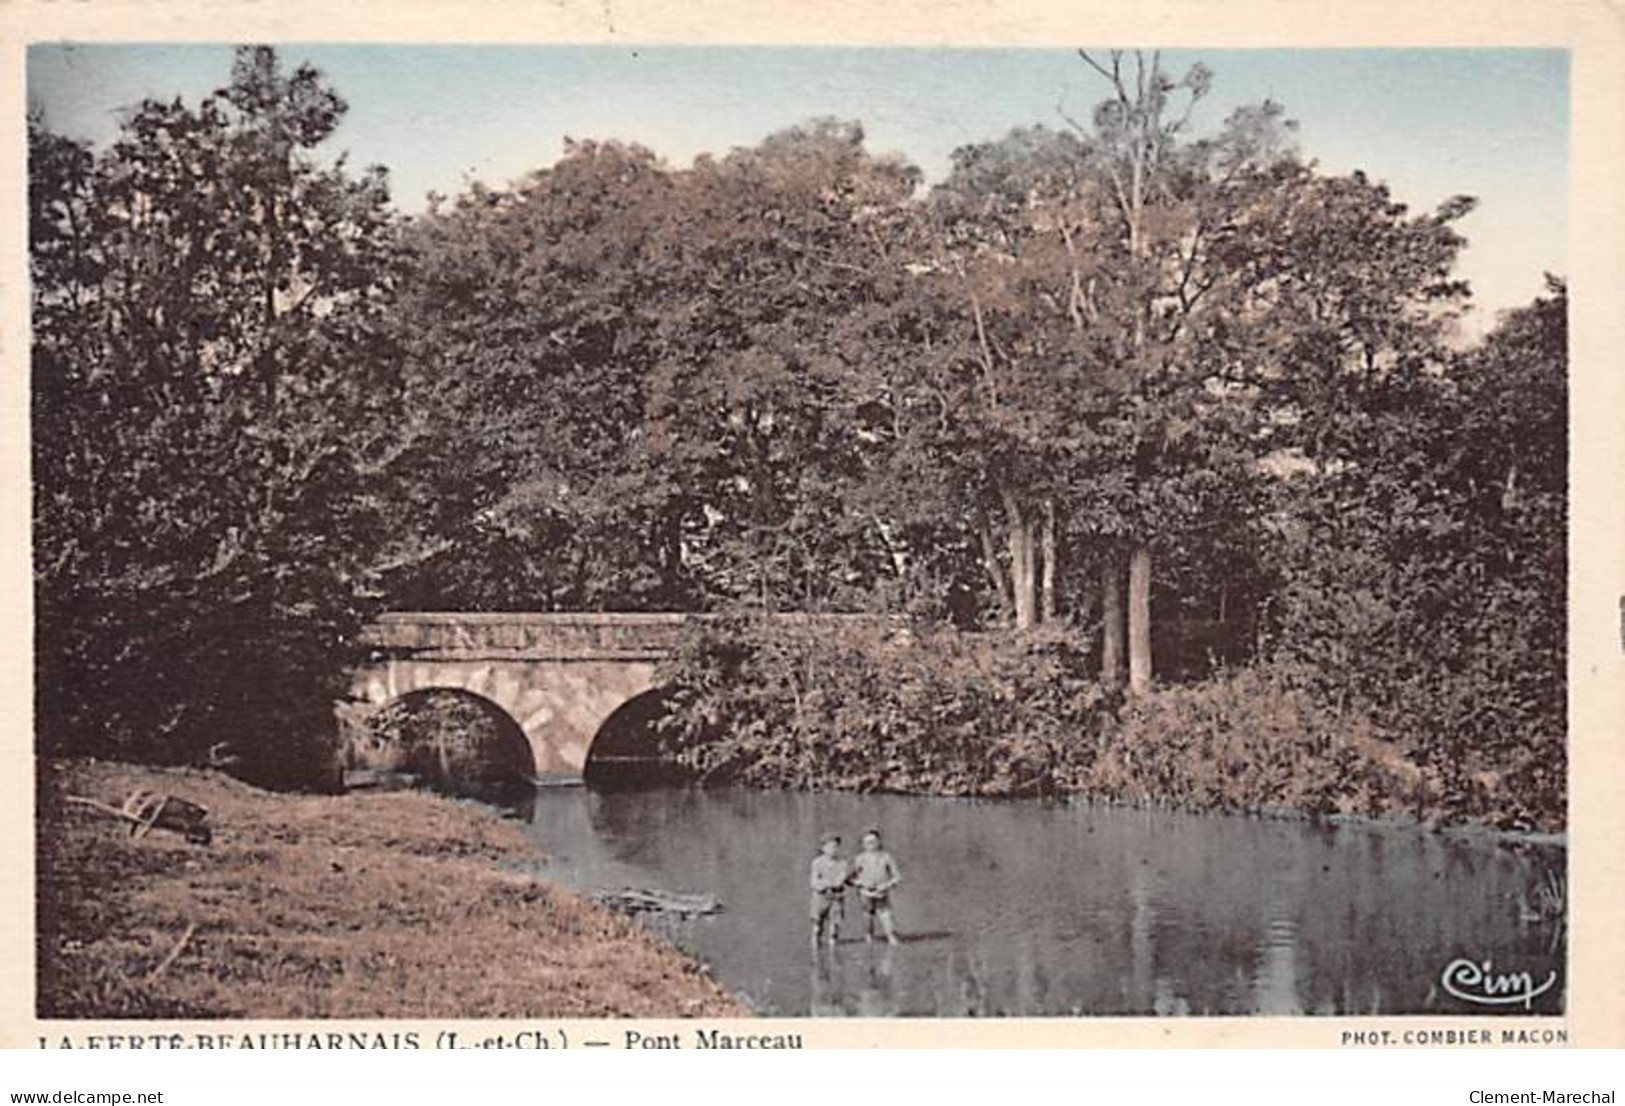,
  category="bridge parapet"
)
[349,611,903,776]
[358,611,900,663]
[359,612,691,661]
